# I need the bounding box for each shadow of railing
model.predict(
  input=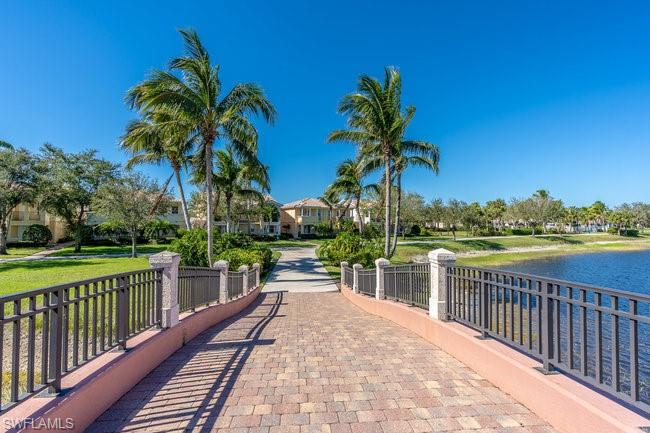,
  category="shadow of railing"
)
[98,291,285,433]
